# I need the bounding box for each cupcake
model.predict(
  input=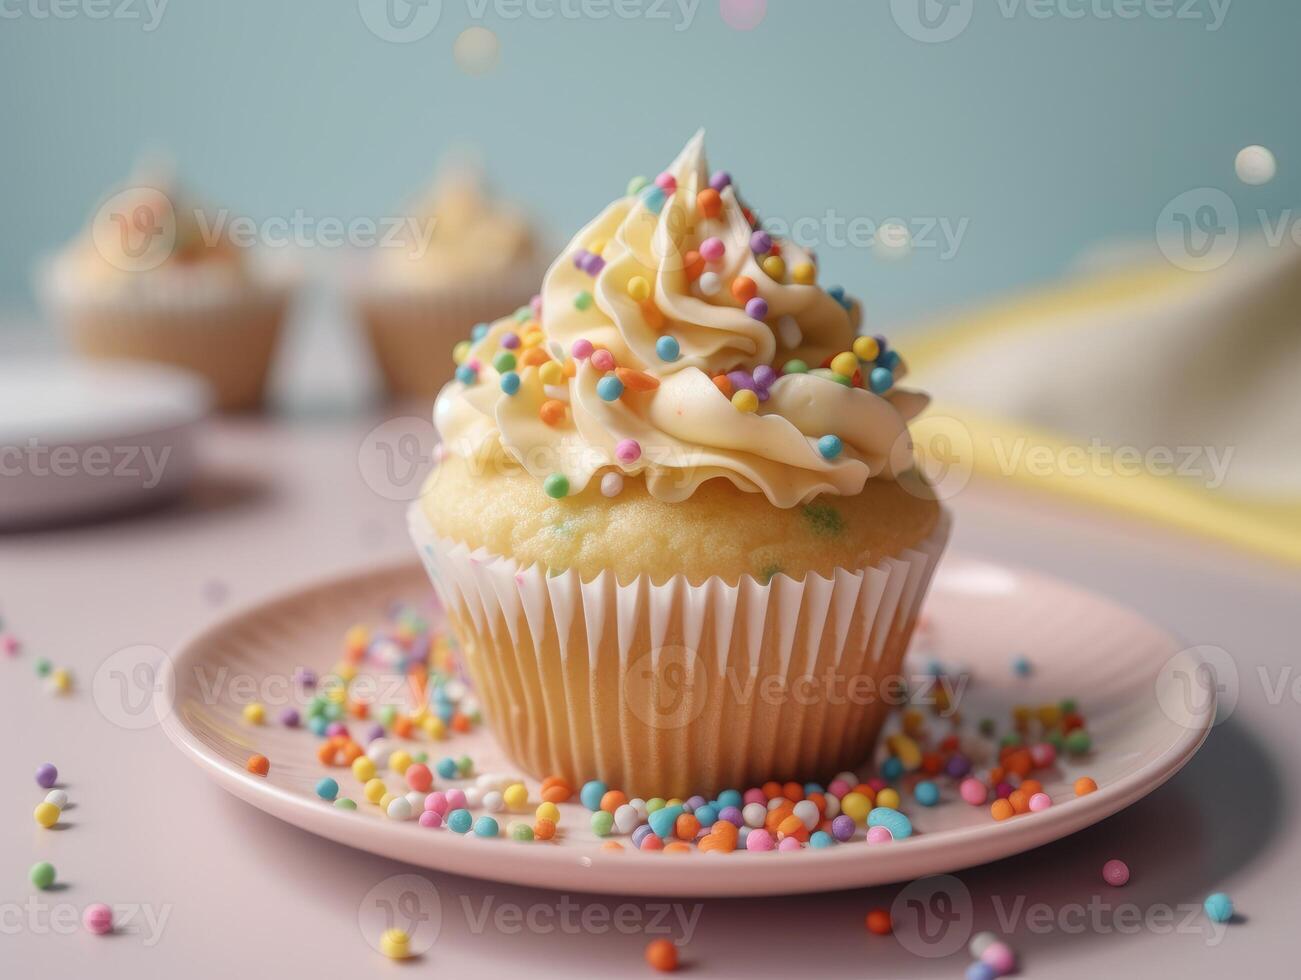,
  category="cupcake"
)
[410,132,948,798]
[353,163,546,400]
[41,170,294,413]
